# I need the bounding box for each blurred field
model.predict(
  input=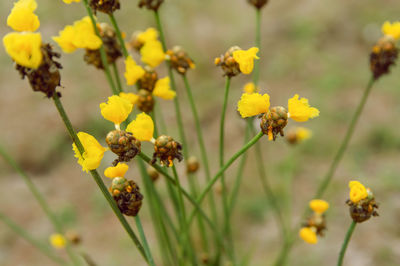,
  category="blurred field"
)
[1,0,400,265]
